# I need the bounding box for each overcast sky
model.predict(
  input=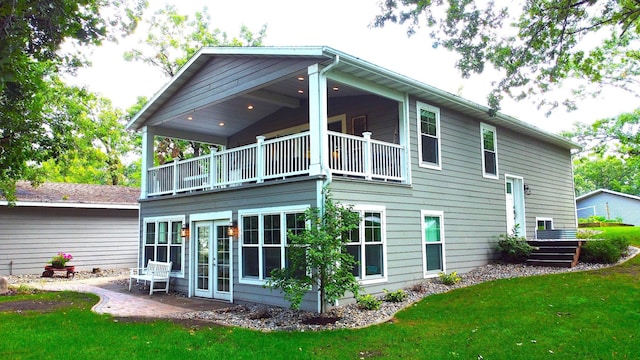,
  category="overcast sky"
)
[69,0,637,133]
